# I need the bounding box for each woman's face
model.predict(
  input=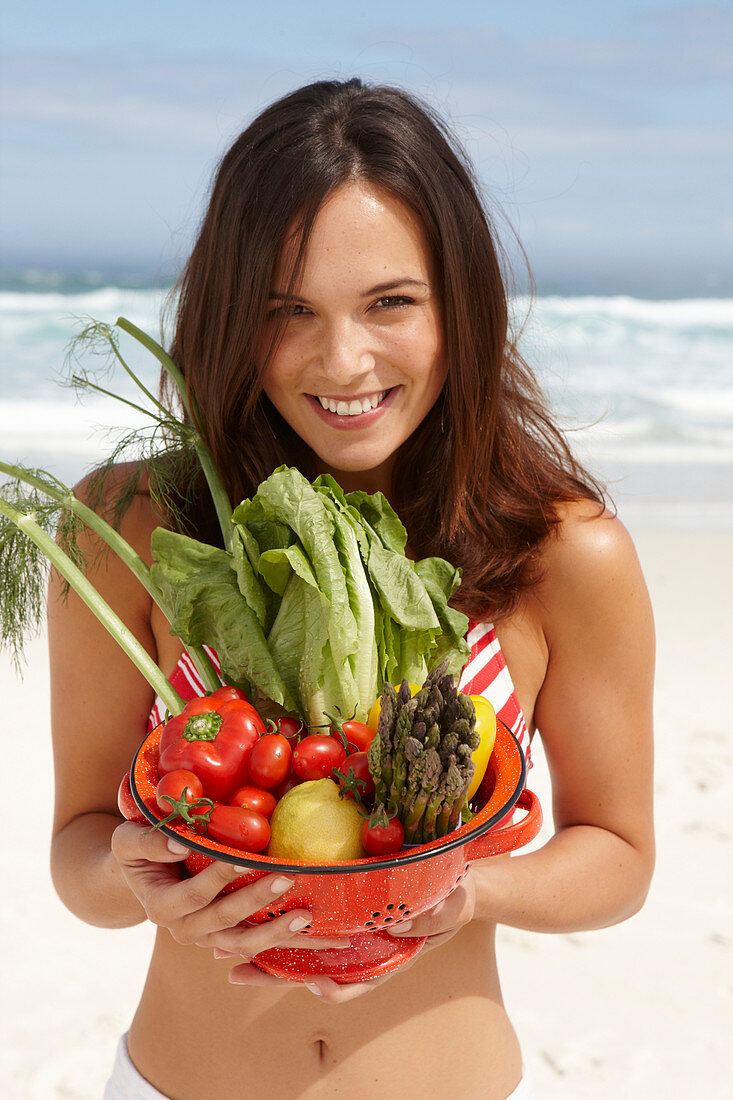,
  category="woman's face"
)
[262,180,445,494]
